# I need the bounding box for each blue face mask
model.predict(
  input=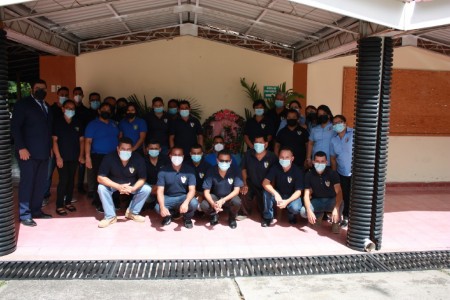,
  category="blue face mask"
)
[119,150,132,161]
[314,163,326,173]
[254,108,264,116]
[153,107,164,113]
[148,149,160,158]
[254,143,265,154]
[218,161,231,171]
[275,100,284,108]
[191,154,202,163]
[168,107,178,115]
[90,101,100,110]
[64,109,75,119]
[179,109,190,118]
[59,96,68,105]
[333,123,346,133]
[279,159,291,168]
